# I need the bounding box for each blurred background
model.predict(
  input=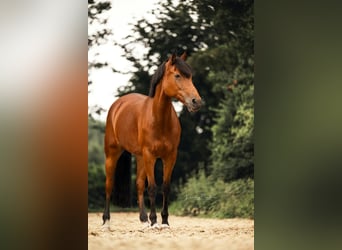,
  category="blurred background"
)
[1,0,341,249]
[88,0,254,219]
